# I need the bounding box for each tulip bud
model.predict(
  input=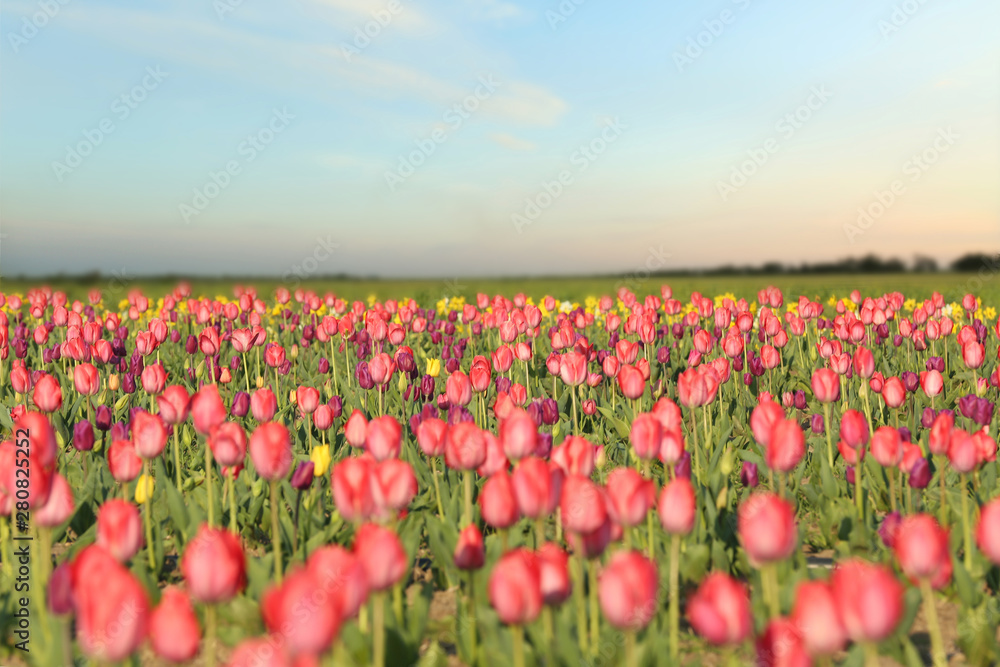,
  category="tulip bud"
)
[230,391,250,417]
[454,524,485,571]
[48,563,74,615]
[74,420,96,451]
[739,461,759,488]
[135,474,154,504]
[291,461,315,490]
[878,511,902,548]
[675,451,691,479]
[811,413,824,434]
